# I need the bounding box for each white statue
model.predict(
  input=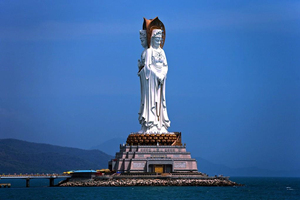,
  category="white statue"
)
[138,29,147,132]
[138,28,170,134]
